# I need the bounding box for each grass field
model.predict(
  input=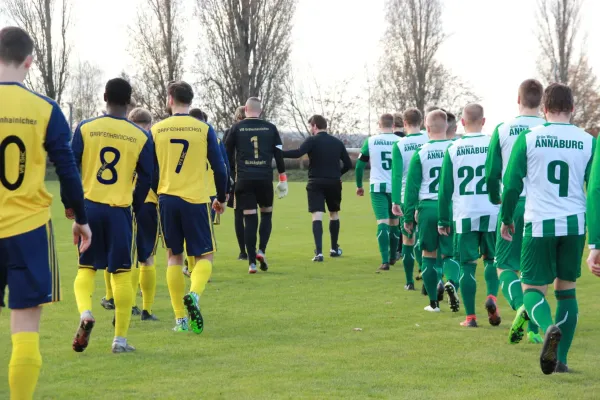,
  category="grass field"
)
[1,181,600,399]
